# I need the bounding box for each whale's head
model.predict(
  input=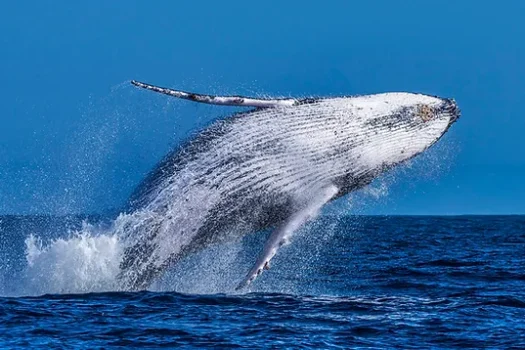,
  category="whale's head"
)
[348,92,460,171]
